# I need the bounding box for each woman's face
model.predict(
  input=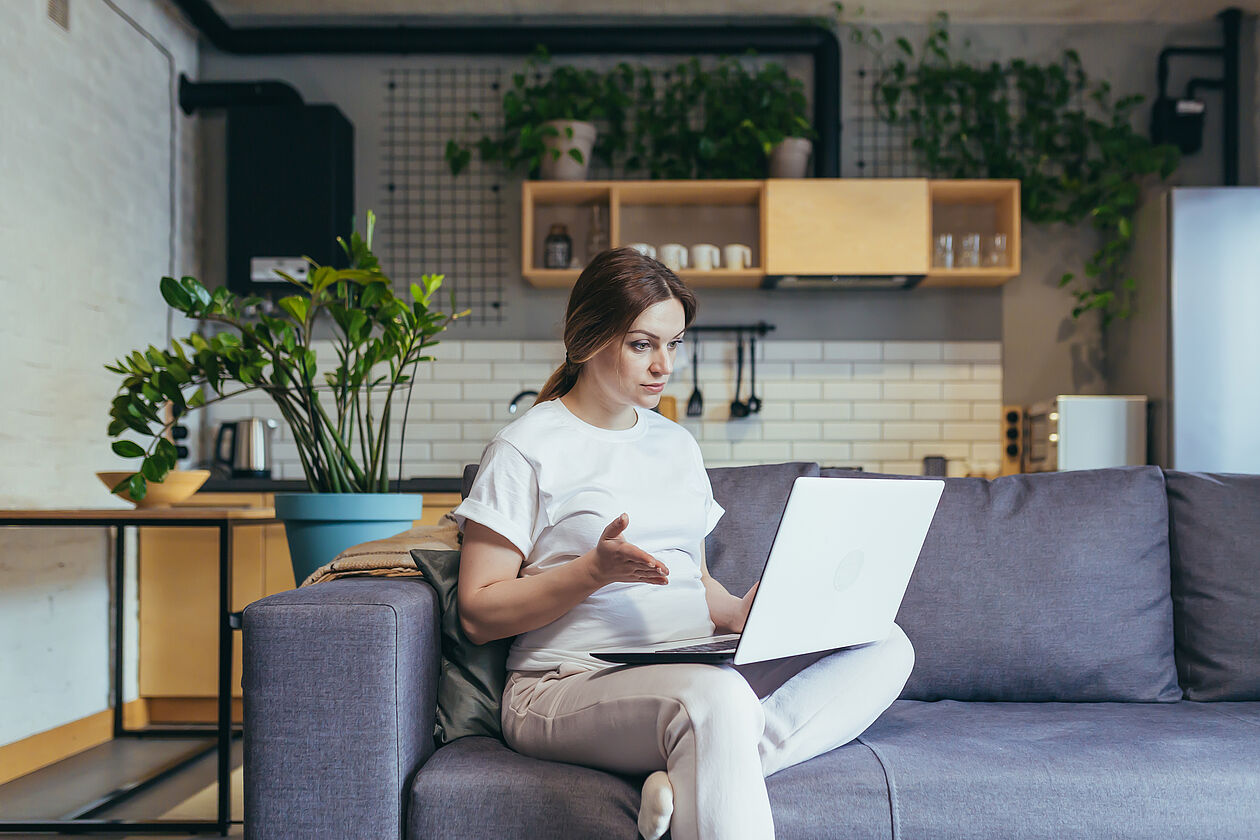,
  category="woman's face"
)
[583,298,686,411]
